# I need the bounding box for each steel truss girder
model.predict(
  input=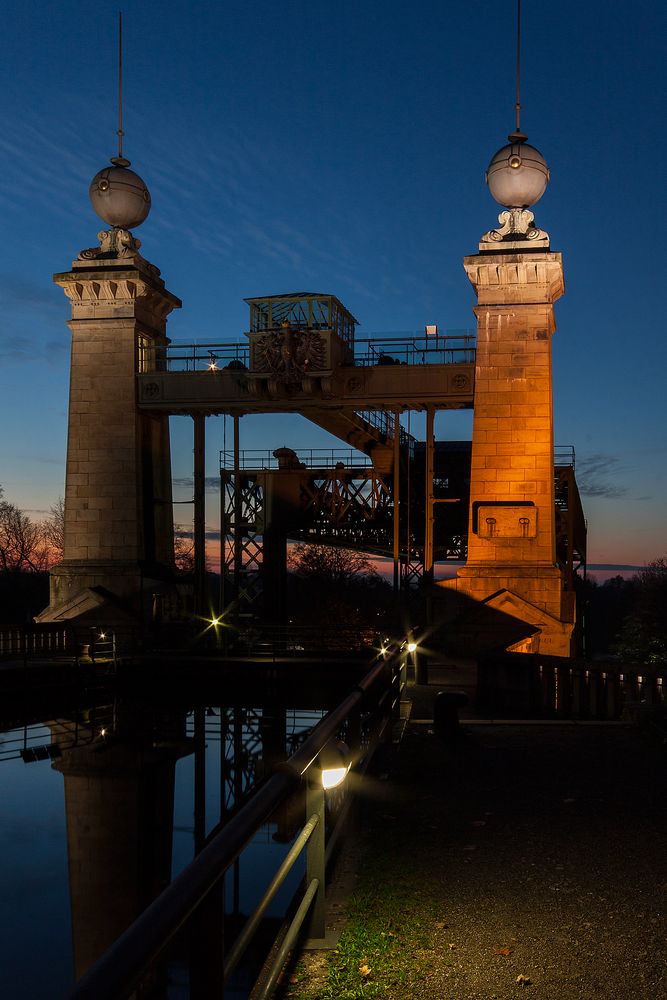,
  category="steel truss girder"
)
[222,472,264,614]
